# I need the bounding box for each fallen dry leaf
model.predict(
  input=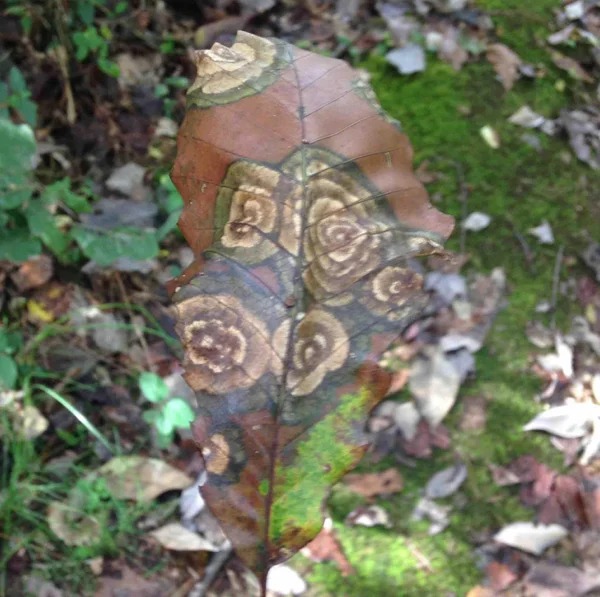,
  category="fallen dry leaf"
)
[386,44,426,75]
[95,456,193,501]
[485,560,520,592]
[480,125,500,148]
[409,347,461,427]
[524,403,600,439]
[486,43,522,90]
[374,399,421,440]
[10,254,53,292]
[551,51,594,83]
[95,561,172,597]
[425,462,467,499]
[463,212,492,232]
[149,522,220,552]
[411,496,451,535]
[494,521,568,555]
[346,504,391,528]
[399,419,451,458]
[265,564,306,596]
[384,368,410,396]
[343,468,403,499]
[523,561,600,597]
[459,395,488,431]
[301,519,354,576]
[47,501,101,546]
